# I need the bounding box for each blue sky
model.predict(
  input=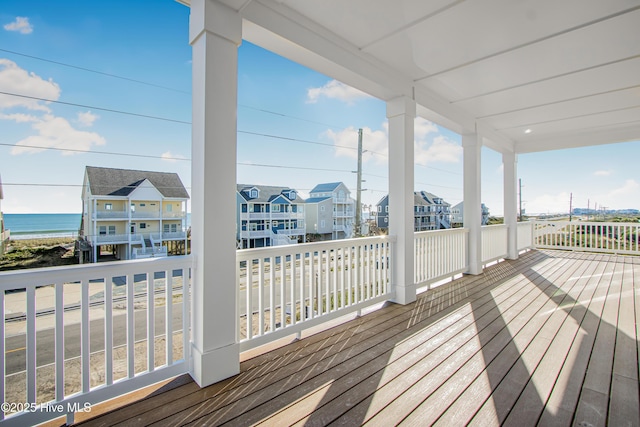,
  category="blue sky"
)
[1,1,638,216]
